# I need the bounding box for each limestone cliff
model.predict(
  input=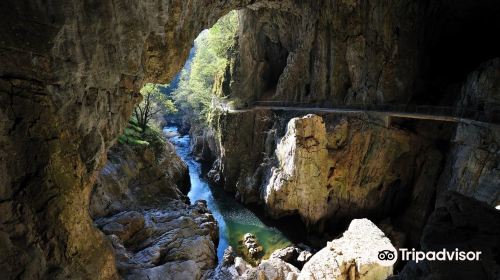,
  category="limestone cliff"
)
[1,0,500,278]
[0,1,261,278]
[264,115,330,227]
[89,142,218,279]
[215,111,446,238]
[90,141,189,218]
